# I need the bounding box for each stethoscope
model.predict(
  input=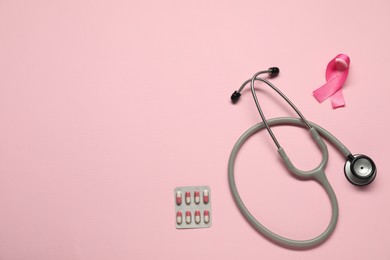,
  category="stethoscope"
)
[228,67,377,249]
